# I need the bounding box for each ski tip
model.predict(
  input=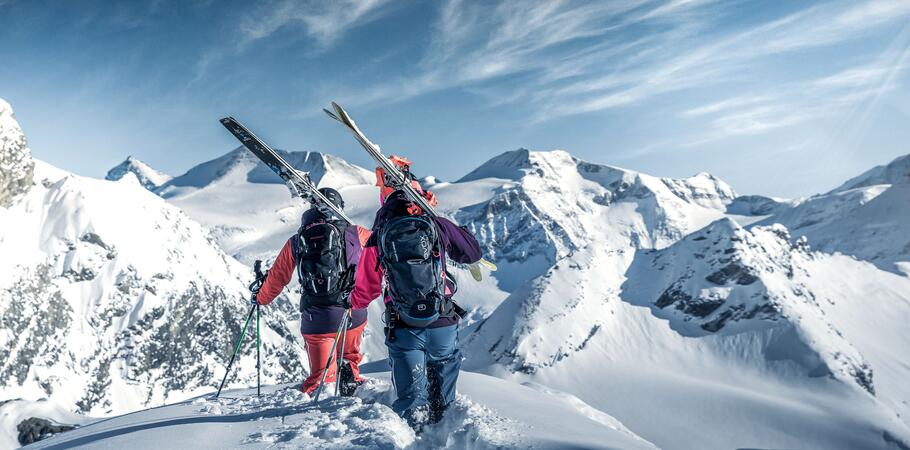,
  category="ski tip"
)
[219,117,233,123]
[468,263,483,282]
[323,108,340,121]
[479,258,498,271]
